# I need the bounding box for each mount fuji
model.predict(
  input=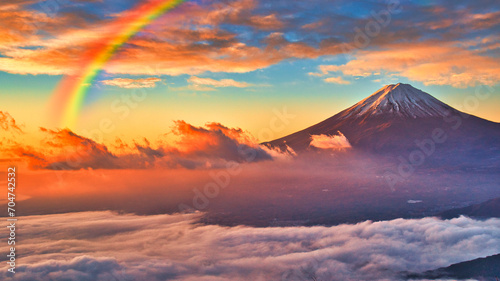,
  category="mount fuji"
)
[337,83,453,119]
[265,83,500,165]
